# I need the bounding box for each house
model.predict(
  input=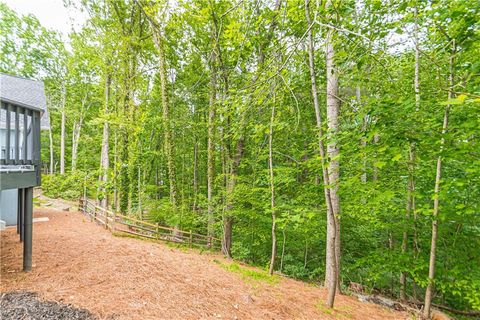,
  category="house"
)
[0,73,49,271]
